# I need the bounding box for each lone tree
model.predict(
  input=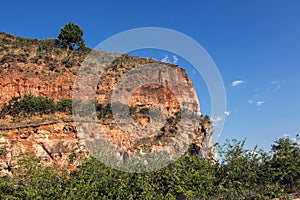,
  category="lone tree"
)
[58,22,85,49]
